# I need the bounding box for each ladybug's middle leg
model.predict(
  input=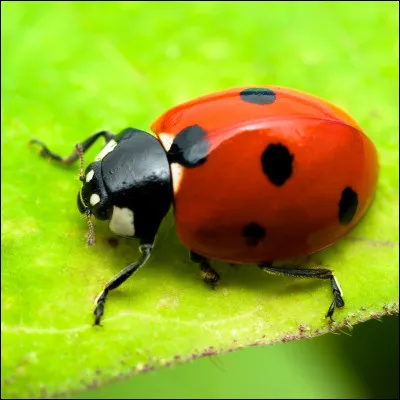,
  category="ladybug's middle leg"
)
[190,251,220,289]
[259,264,344,321]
